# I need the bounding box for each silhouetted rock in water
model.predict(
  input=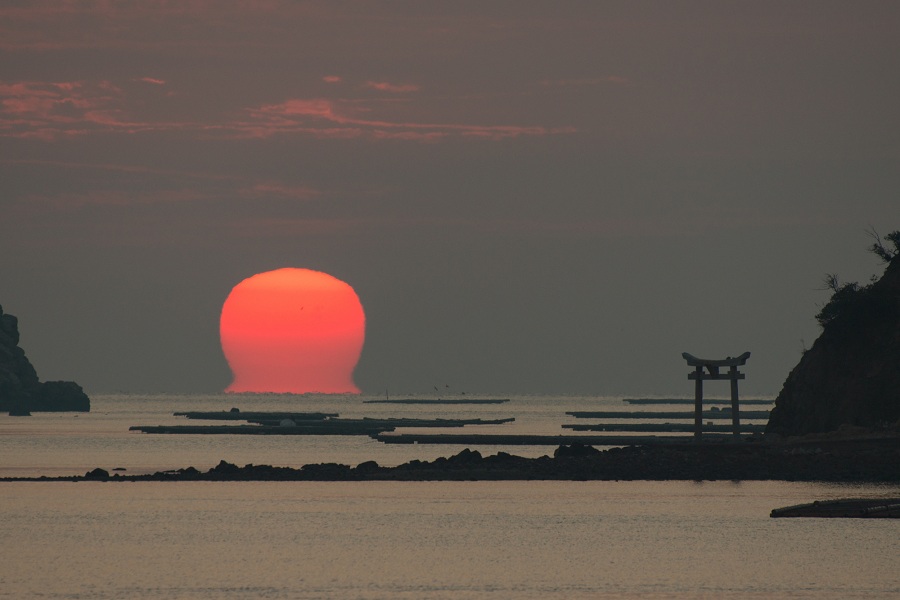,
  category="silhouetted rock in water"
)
[767,246,900,436]
[211,460,240,475]
[85,468,110,479]
[554,443,602,458]
[355,460,380,475]
[0,304,90,413]
[32,381,90,411]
